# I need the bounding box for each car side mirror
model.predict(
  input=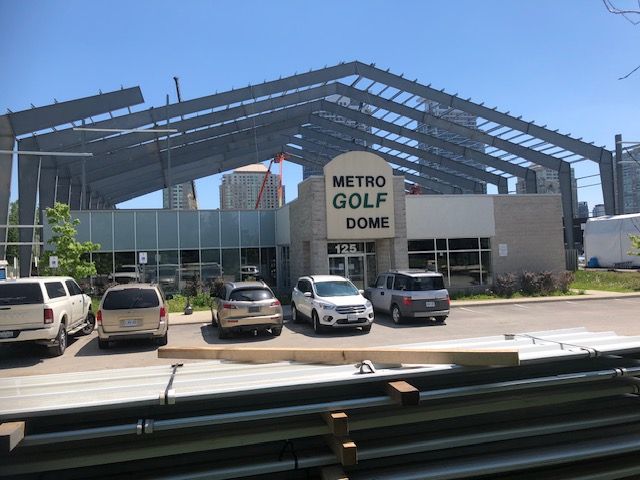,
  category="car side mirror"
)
[358,289,365,295]
[303,291,312,298]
